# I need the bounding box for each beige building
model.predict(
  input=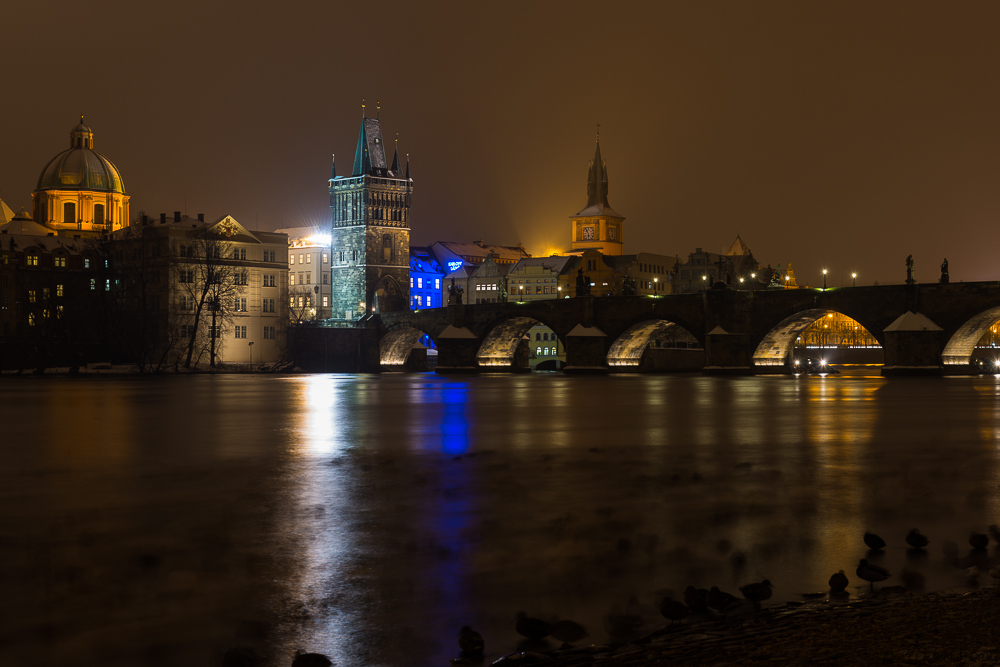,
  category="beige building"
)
[112,213,289,367]
[274,226,332,321]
